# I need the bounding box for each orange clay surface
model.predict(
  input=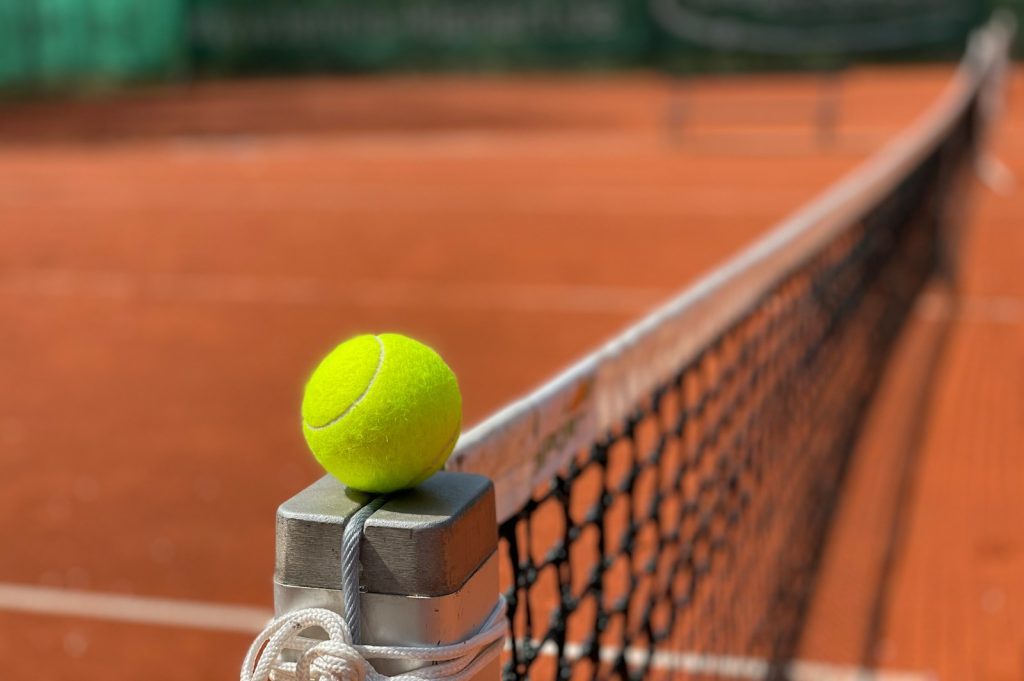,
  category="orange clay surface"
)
[0,66,1020,680]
